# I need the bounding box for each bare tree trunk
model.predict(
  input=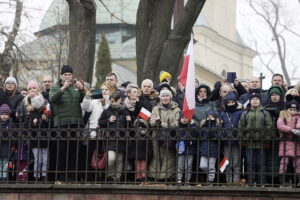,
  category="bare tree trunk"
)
[136,0,206,85]
[0,0,23,80]
[66,0,96,84]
